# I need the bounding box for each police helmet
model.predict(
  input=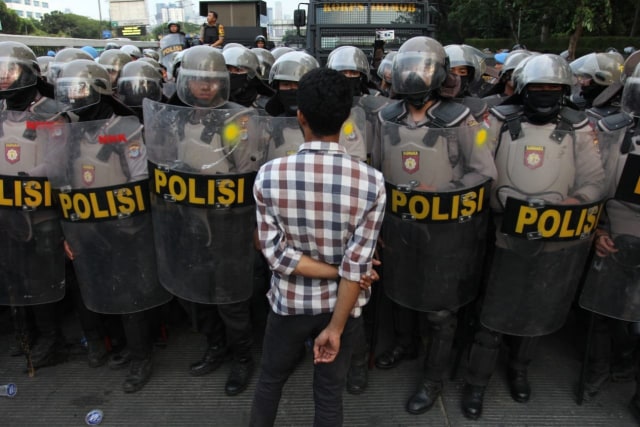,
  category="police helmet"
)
[0,42,40,94]
[81,45,99,59]
[37,56,54,80]
[104,42,120,51]
[570,52,623,86]
[117,61,163,107]
[500,50,533,78]
[142,48,160,62]
[223,46,260,79]
[621,62,640,117]
[222,43,245,52]
[444,44,482,85]
[392,36,448,96]
[137,57,163,78]
[55,59,111,112]
[167,20,180,31]
[514,53,573,94]
[250,47,275,81]
[271,46,294,60]
[171,50,185,80]
[268,51,319,86]
[624,46,636,56]
[176,45,229,108]
[49,47,94,85]
[326,46,370,81]
[377,51,397,84]
[255,35,267,46]
[120,44,142,60]
[98,49,133,86]
[47,50,56,57]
